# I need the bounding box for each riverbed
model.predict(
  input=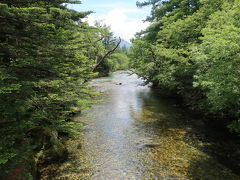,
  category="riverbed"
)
[42,71,240,179]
